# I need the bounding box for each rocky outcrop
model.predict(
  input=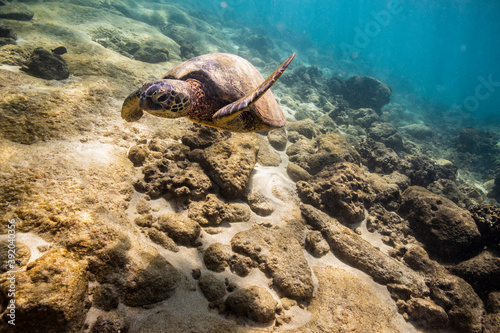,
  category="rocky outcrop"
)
[356,138,400,174]
[342,75,391,113]
[399,186,482,261]
[21,47,69,80]
[0,249,88,333]
[297,162,374,224]
[196,133,258,199]
[300,204,426,291]
[188,193,251,226]
[225,286,278,323]
[198,273,226,302]
[0,3,34,21]
[156,213,201,246]
[231,227,314,301]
